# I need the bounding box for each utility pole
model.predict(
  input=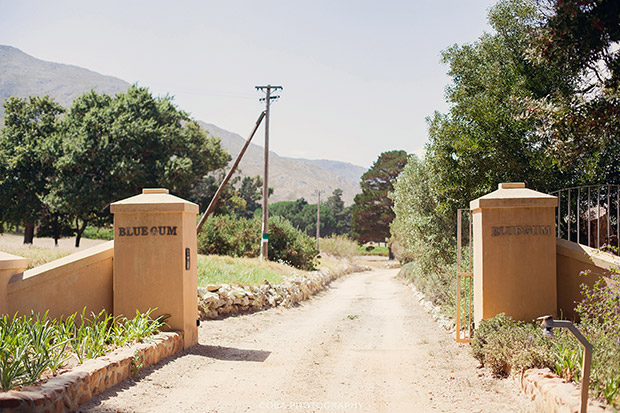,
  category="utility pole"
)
[314,190,325,251]
[255,84,282,261]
